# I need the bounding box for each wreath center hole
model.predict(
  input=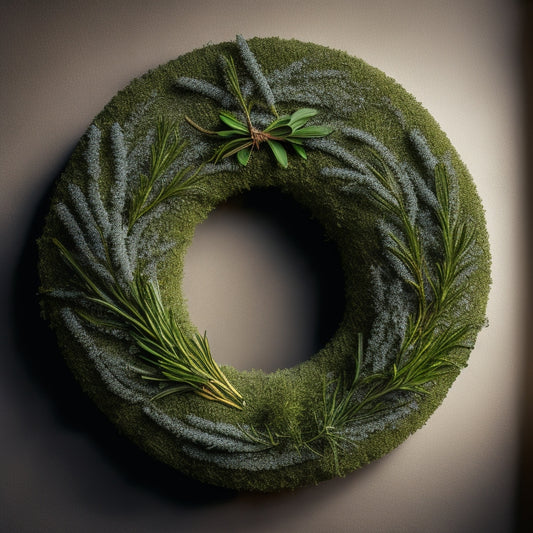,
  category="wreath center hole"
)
[183,189,345,372]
